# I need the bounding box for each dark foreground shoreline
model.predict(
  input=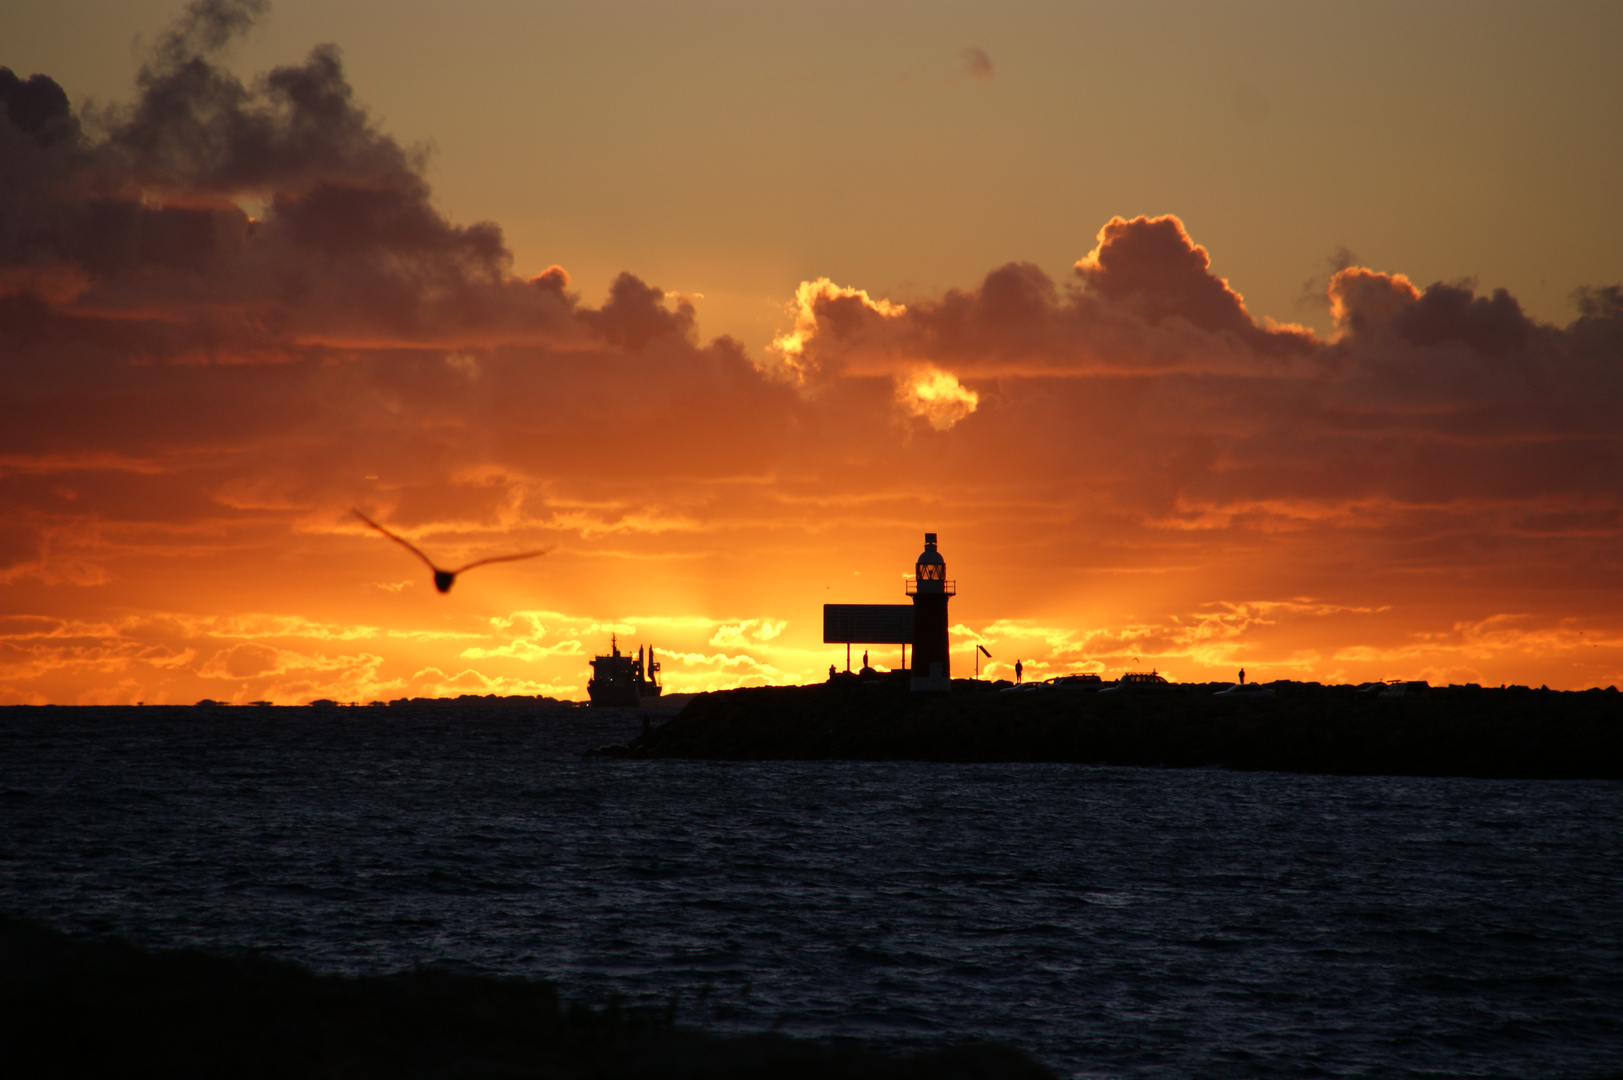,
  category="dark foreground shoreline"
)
[0,913,1052,1079]
[604,679,1623,779]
